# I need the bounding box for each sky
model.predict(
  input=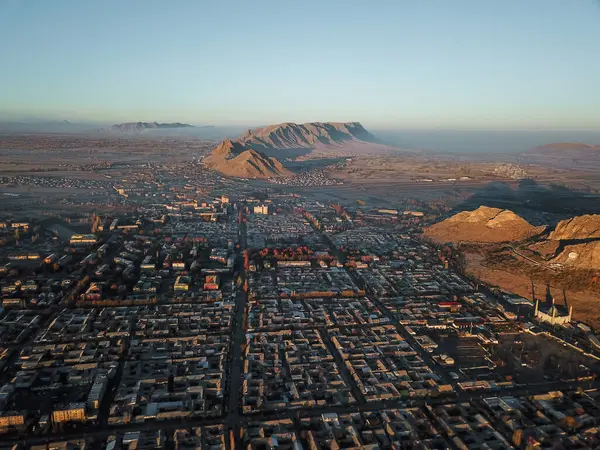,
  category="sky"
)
[1,0,600,130]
